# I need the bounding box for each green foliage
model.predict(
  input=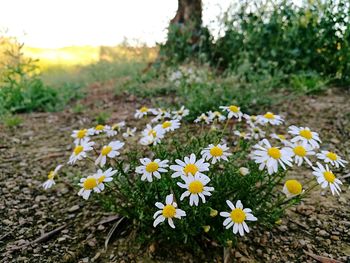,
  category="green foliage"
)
[159,1,350,86]
[0,37,82,114]
[1,113,22,128]
[94,111,110,125]
[159,24,213,65]
[289,72,328,94]
[213,0,350,85]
